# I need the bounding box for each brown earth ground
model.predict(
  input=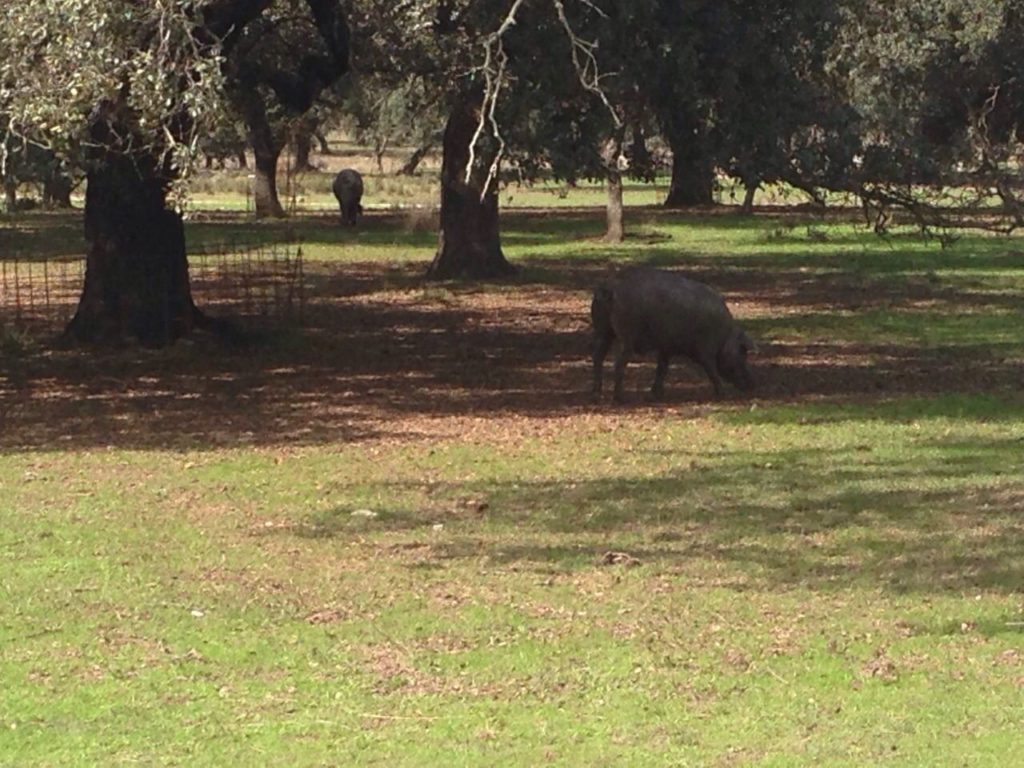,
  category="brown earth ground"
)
[2,227,1021,453]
